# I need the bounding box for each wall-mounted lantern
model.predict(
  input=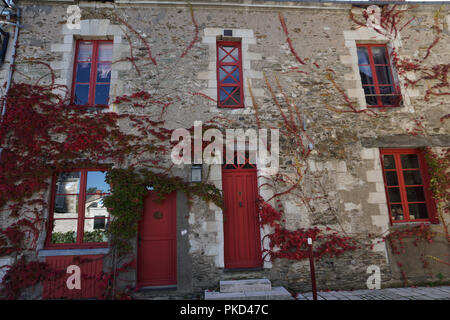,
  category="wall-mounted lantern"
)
[191,164,202,183]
